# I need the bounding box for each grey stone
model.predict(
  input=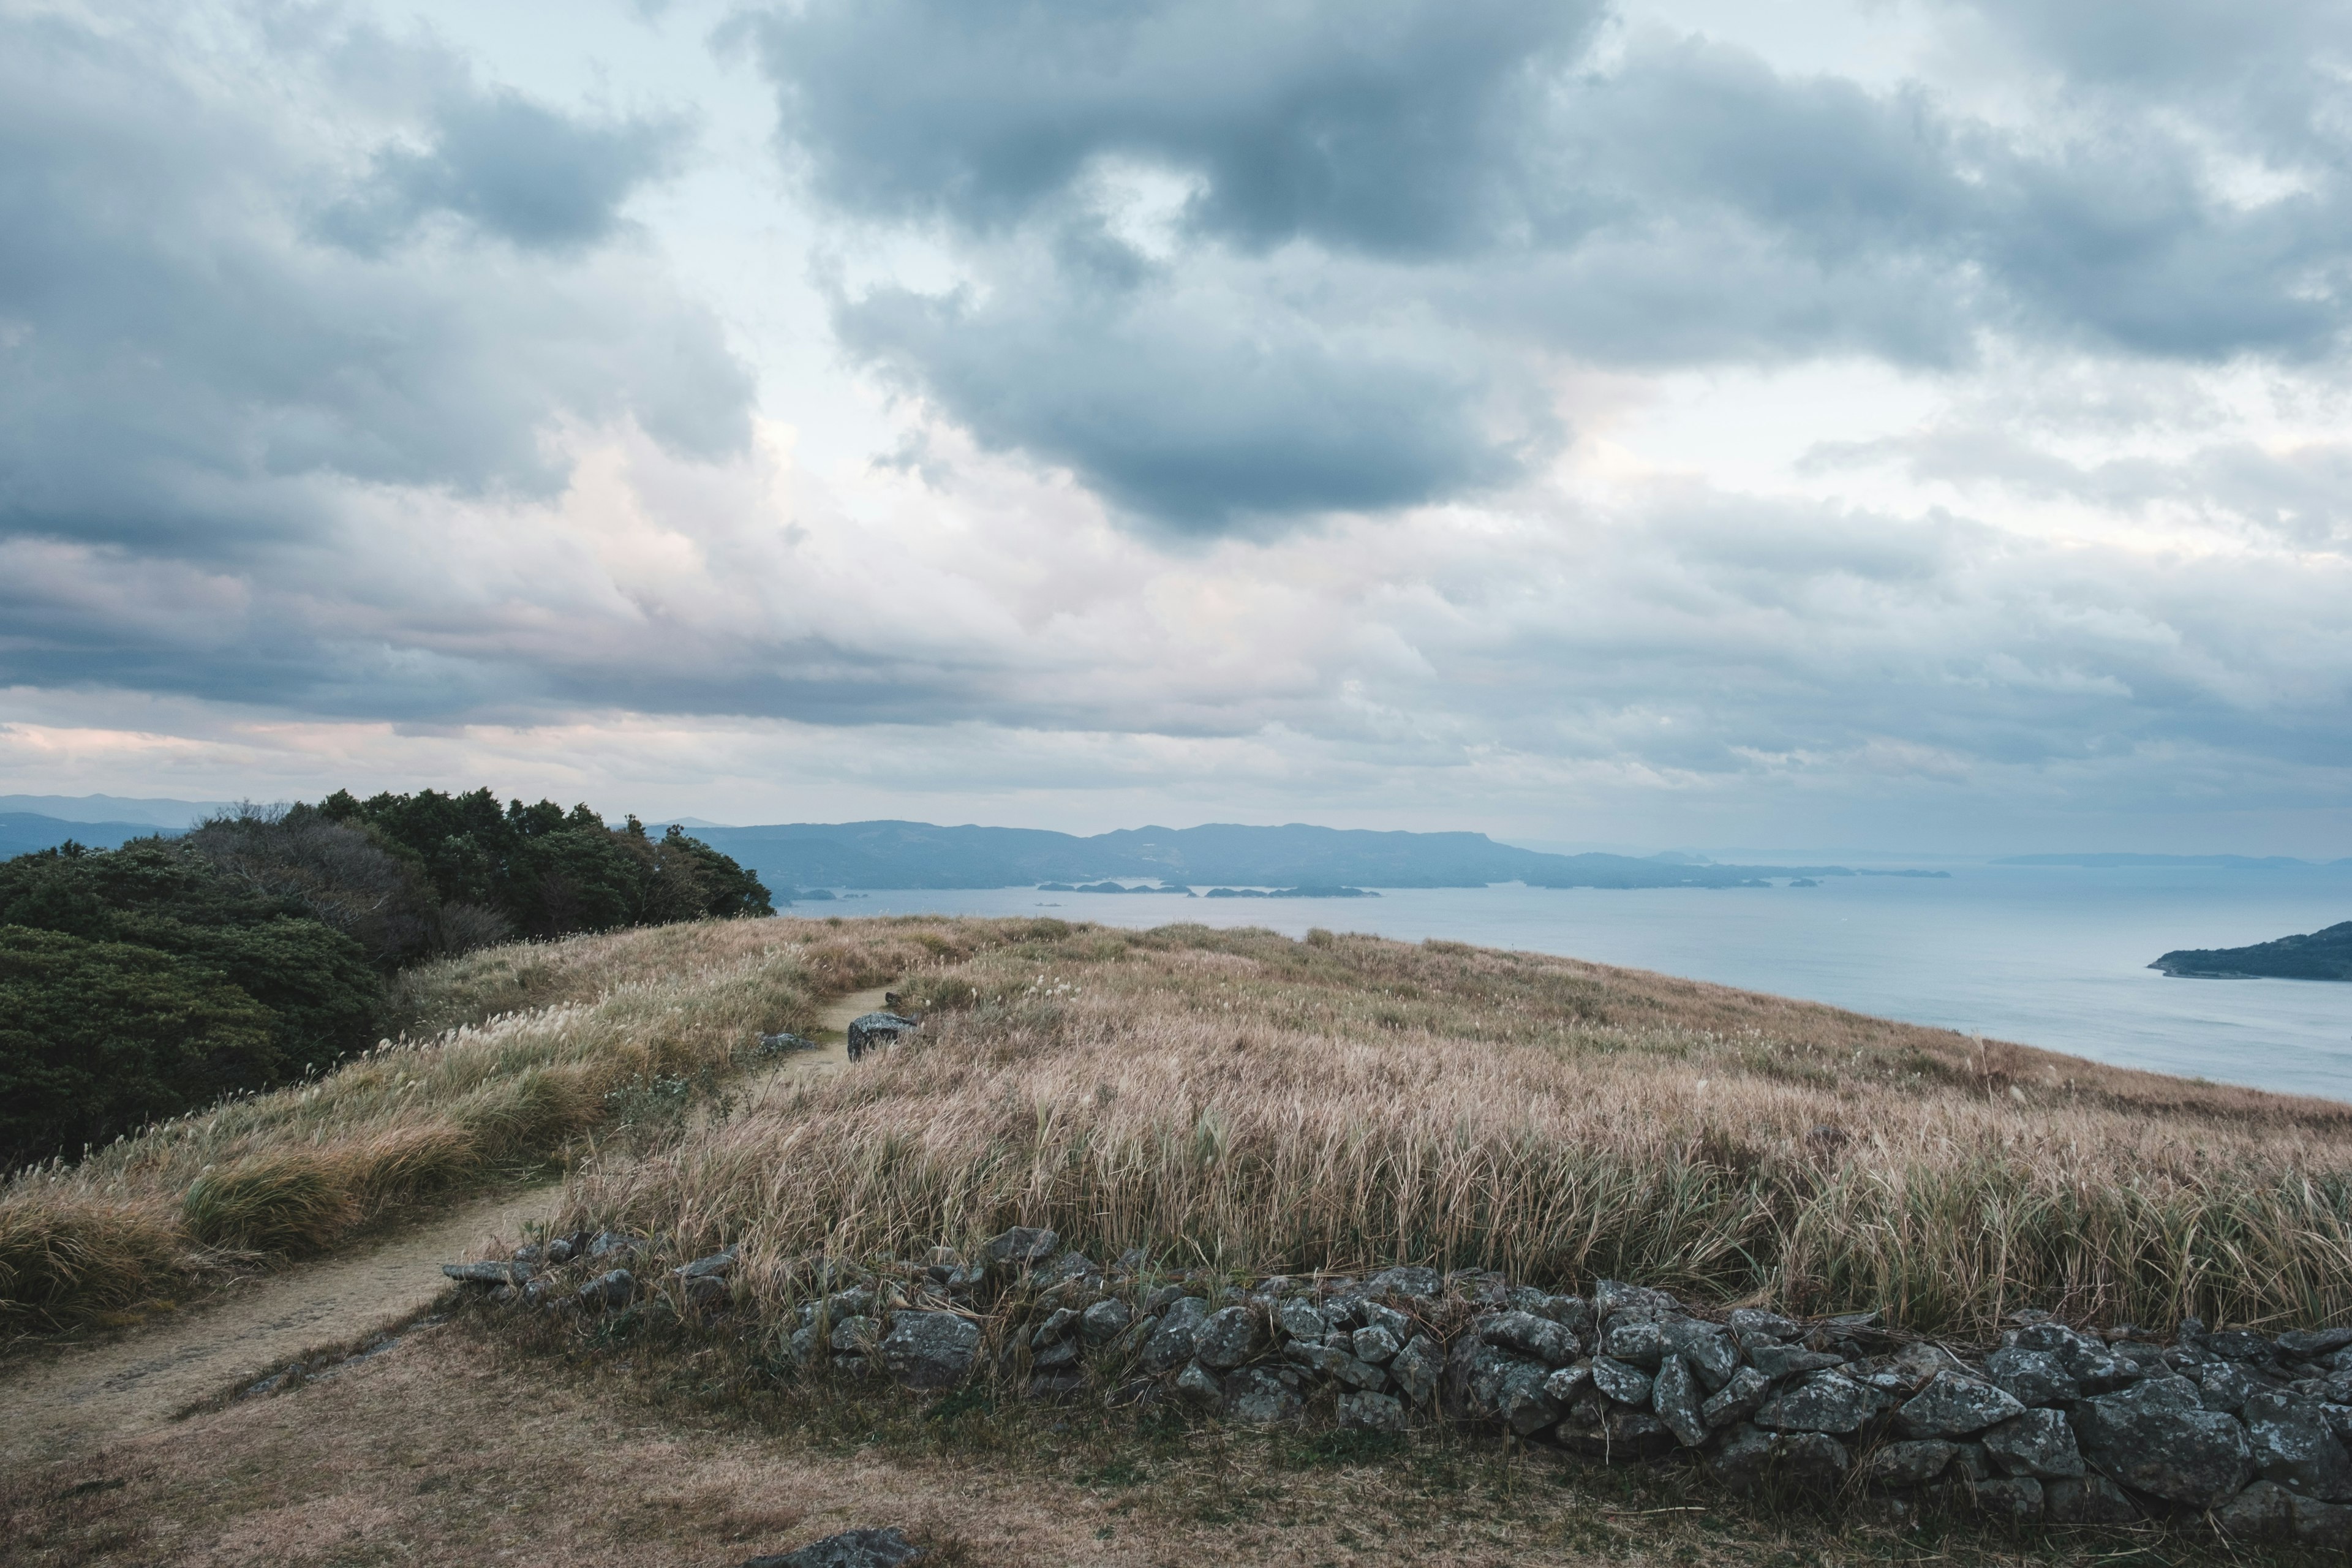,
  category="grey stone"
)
[1544,1363,1593,1405]
[675,1247,737,1280]
[2244,1389,2352,1501]
[844,1011,918,1060]
[2043,1474,2139,1524]
[1367,1265,1442,1299]
[828,1314,881,1355]
[578,1268,635,1310]
[1031,1338,1079,1371]
[1338,1389,1406,1431]
[2197,1360,2258,1413]
[1276,1299,1327,1343]
[1969,1476,2044,1523]
[1710,1423,1850,1489]
[1487,1310,1579,1366]
[1352,1325,1401,1365]
[1864,1439,1957,1487]
[1390,1335,1442,1406]
[443,1261,527,1285]
[1194,1305,1262,1371]
[1599,1316,1665,1368]
[1952,1442,1994,1482]
[878,1310,981,1388]
[1032,1307,1079,1346]
[1174,1360,1223,1408]
[2073,1377,2255,1506]
[1141,1283,1188,1316]
[587,1231,639,1261]
[2215,1479,2352,1545]
[1746,1343,1845,1380]
[1142,1296,1212,1373]
[1702,1366,1771,1428]
[1332,1353,1390,1392]
[742,1525,925,1568]
[1727,1307,1803,1340]
[1591,1355,1654,1406]
[1980,1408,2084,1479]
[1660,1317,1738,1391]
[1897,1371,2027,1438]
[1323,1330,1355,1352]
[1982,1346,2078,1408]
[1594,1279,1679,1318]
[1756,1371,1881,1434]
[1444,1338,1553,1429]
[2279,1327,2352,1359]
[1080,1298,1131,1344]
[1223,1366,1304,1423]
[1538,1294,1596,1336]
[979,1226,1058,1270]
[1652,1354,1708,1447]
[2208,1329,2275,1362]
